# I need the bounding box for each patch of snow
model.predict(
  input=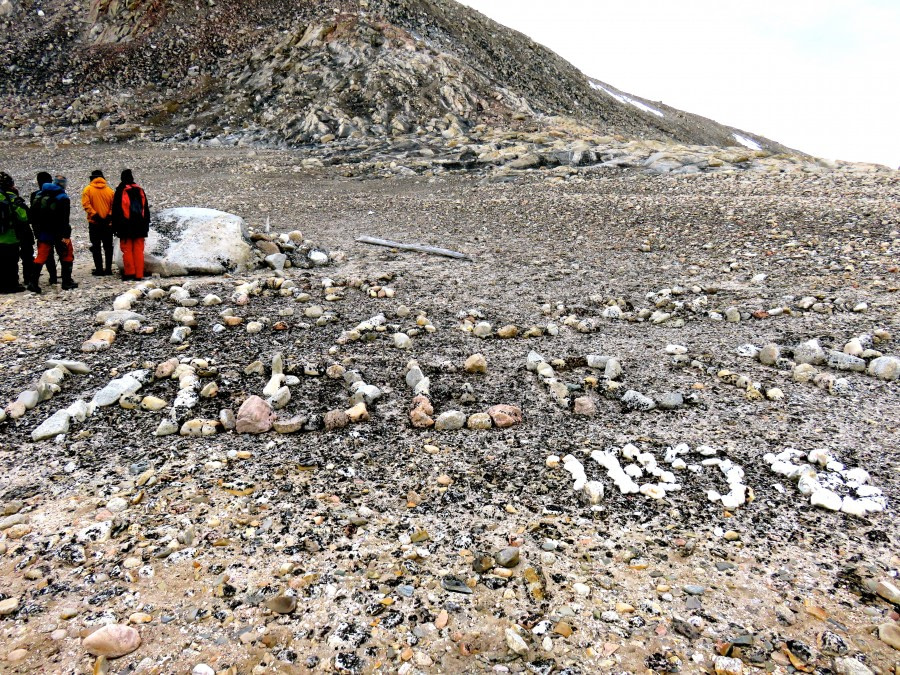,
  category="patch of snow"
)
[732,133,762,151]
[590,81,664,118]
